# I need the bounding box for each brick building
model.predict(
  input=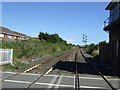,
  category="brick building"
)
[101,1,120,75]
[0,26,31,41]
